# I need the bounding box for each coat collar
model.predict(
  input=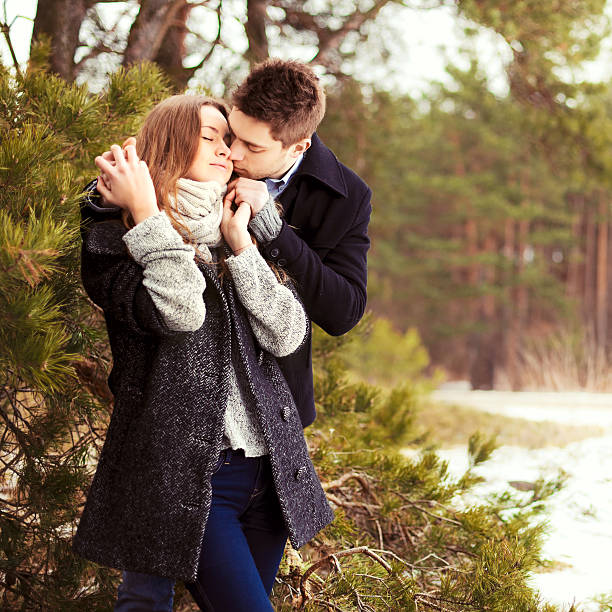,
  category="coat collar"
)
[291,133,348,198]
